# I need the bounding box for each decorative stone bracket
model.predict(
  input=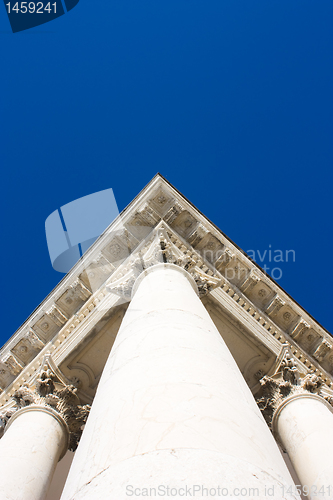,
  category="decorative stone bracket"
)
[0,356,90,451]
[256,345,333,428]
[106,224,222,300]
